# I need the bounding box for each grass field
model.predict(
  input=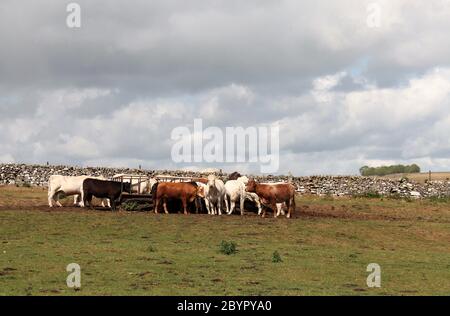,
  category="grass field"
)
[1,186,450,296]
[379,172,450,183]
